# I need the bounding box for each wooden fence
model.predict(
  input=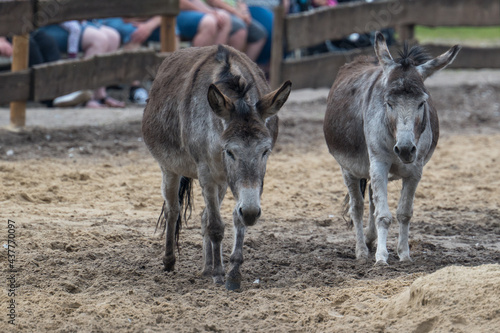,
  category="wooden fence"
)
[270,0,500,89]
[1,0,499,127]
[0,0,178,127]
